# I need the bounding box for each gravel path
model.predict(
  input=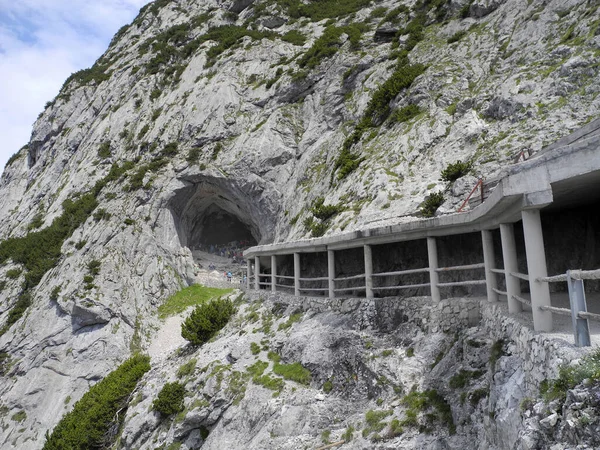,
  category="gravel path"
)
[148,250,246,362]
